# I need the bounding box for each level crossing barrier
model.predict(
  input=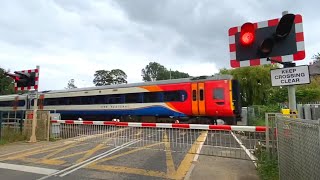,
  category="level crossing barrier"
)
[50,120,266,162]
